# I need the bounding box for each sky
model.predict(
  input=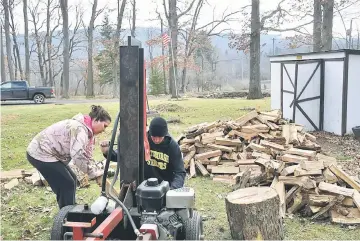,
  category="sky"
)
[8,0,360,40]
